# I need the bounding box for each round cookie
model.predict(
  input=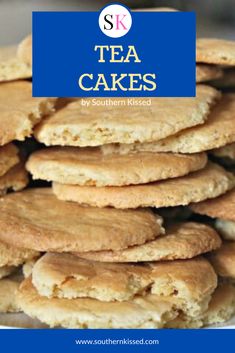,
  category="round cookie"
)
[0,45,31,82]
[150,257,217,318]
[34,85,220,147]
[0,81,56,146]
[196,38,235,66]
[53,163,235,209]
[191,189,235,222]
[209,242,235,281]
[17,277,177,329]
[0,143,20,177]
[196,64,223,83]
[74,222,221,263]
[203,284,235,326]
[0,279,20,313]
[26,147,207,187]
[167,283,235,328]
[0,188,163,252]
[0,239,39,268]
[32,254,216,318]
[106,94,235,154]
[0,163,29,196]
